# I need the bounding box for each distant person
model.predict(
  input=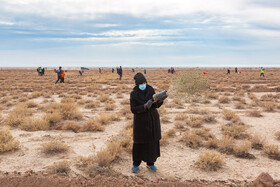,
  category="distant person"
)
[143,69,147,74]
[42,68,45,75]
[227,69,230,75]
[79,70,84,76]
[235,67,238,73]
[171,67,175,74]
[132,68,135,73]
[168,69,170,73]
[130,73,165,173]
[117,66,122,80]
[55,66,64,84]
[37,67,40,75]
[99,68,102,74]
[260,68,265,77]
[112,68,114,73]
